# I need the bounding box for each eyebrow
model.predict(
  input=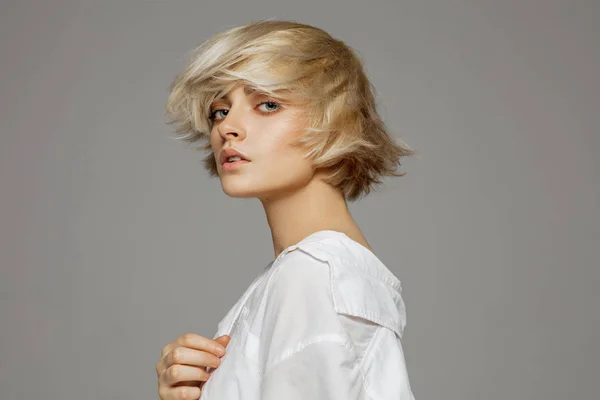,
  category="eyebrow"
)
[218,85,259,102]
